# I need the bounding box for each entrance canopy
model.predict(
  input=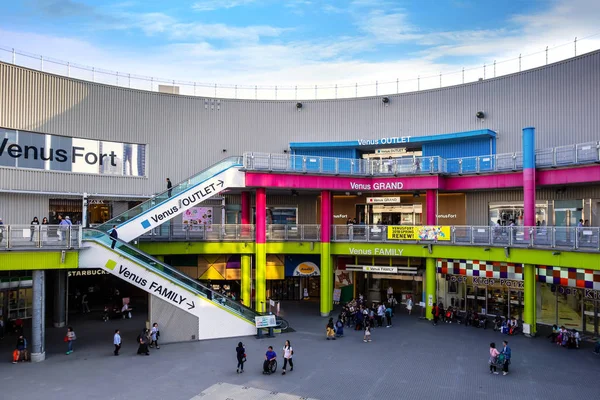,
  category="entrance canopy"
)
[290,129,497,160]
